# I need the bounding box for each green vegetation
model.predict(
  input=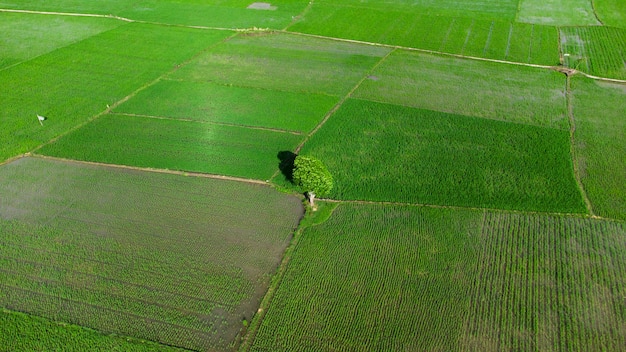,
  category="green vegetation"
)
[0,12,121,69]
[250,203,626,351]
[288,5,559,65]
[113,80,337,133]
[516,0,600,25]
[299,99,585,213]
[37,114,303,180]
[0,157,303,351]
[560,26,626,79]
[314,0,520,20]
[0,0,310,29]
[171,32,391,96]
[354,49,568,129]
[571,76,626,220]
[1,1,626,351]
[292,155,334,207]
[594,0,626,27]
[0,21,232,162]
[0,309,182,352]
